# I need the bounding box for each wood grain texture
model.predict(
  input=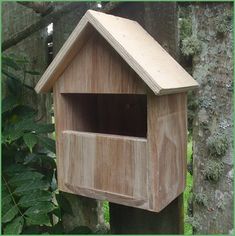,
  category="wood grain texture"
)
[61,131,148,209]
[54,87,187,211]
[58,31,147,94]
[147,93,187,212]
[35,10,199,94]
